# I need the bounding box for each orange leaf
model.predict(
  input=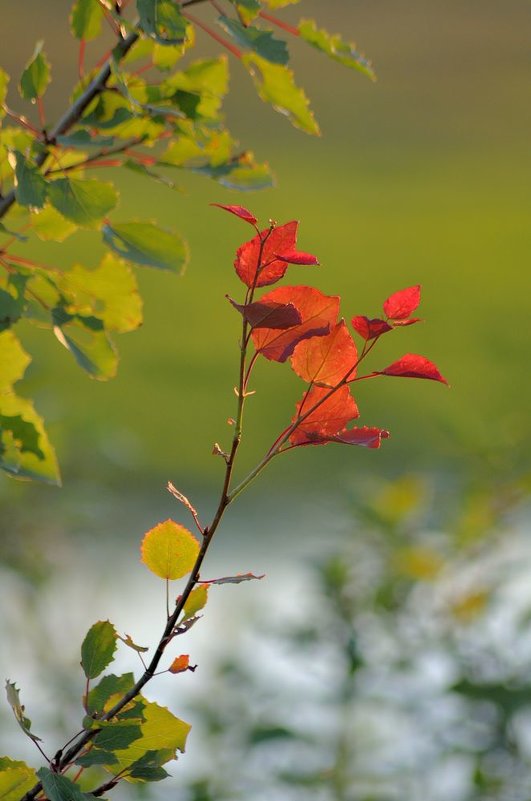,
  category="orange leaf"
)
[291,320,358,386]
[169,655,190,674]
[289,384,359,446]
